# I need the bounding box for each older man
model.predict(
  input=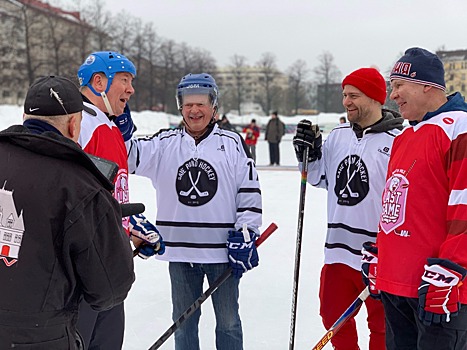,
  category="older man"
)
[375,47,467,350]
